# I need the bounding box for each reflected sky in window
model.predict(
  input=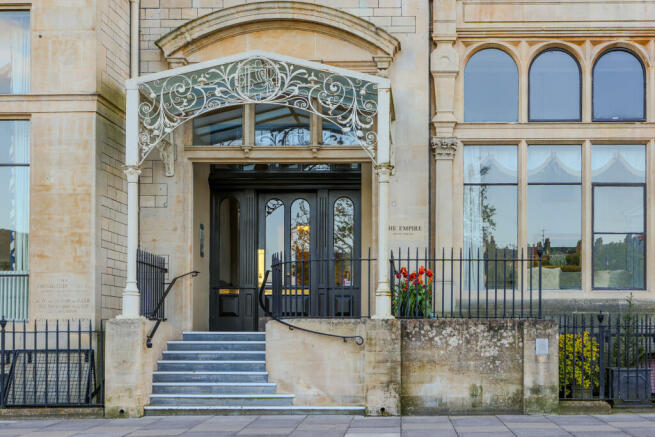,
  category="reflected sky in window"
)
[593,50,644,121]
[465,49,518,122]
[592,145,645,183]
[529,50,580,121]
[464,145,517,184]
